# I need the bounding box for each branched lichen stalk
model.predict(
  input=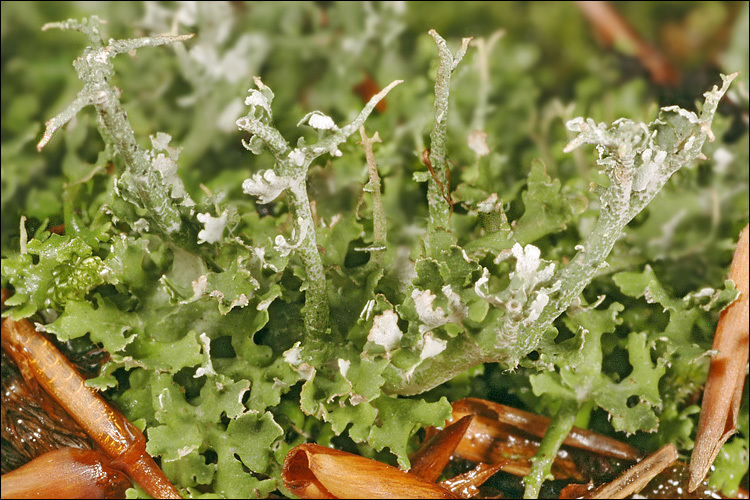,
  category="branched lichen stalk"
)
[426,30,471,254]
[238,79,402,339]
[36,16,197,248]
[289,183,330,337]
[358,126,387,269]
[383,74,736,396]
[519,72,738,358]
[523,399,578,499]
